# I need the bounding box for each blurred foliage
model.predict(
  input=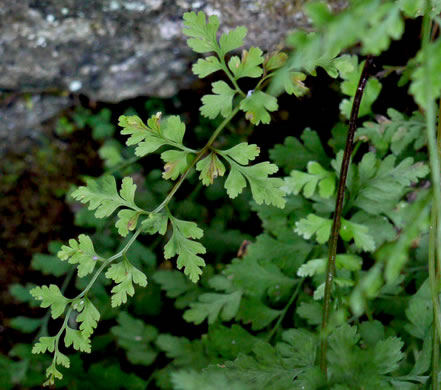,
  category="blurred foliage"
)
[3,1,441,389]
